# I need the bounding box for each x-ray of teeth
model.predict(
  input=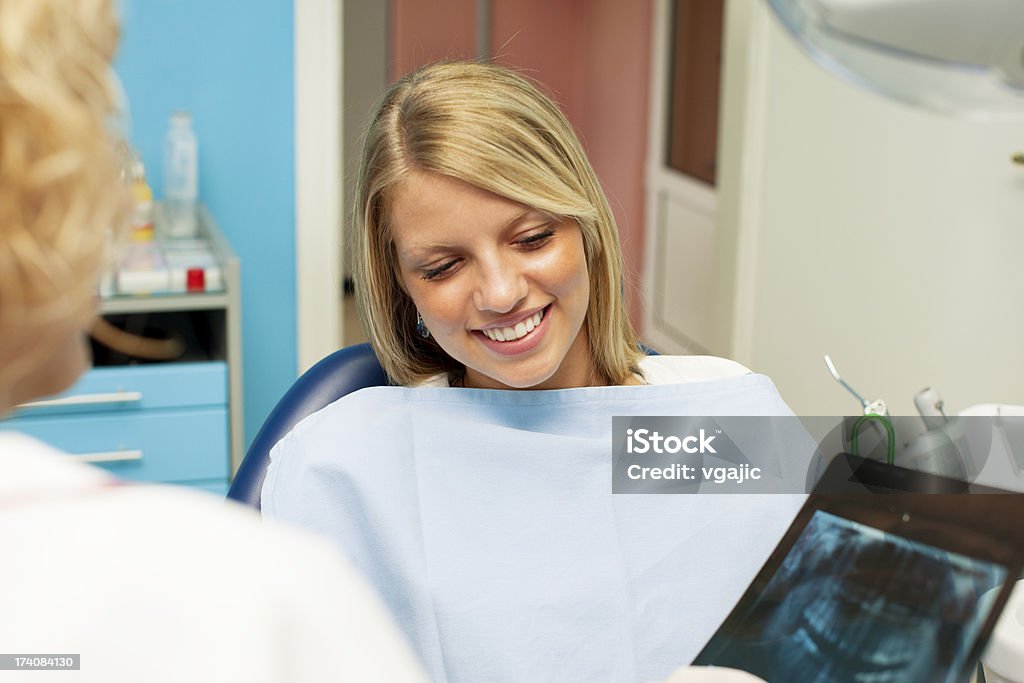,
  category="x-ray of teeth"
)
[695,511,1006,683]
